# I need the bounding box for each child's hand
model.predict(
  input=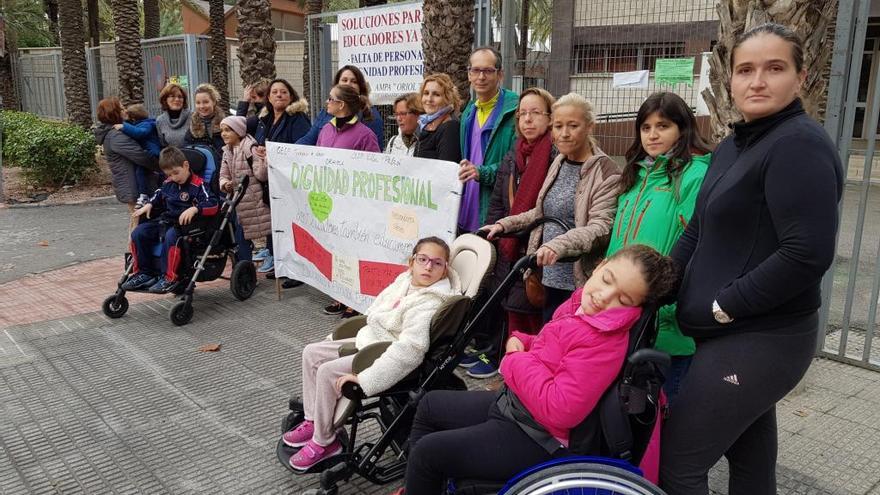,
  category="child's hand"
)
[179,206,199,225]
[335,374,359,393]
[535,246,559,266]
[221,181,235,194]
[252,146,267,159]
[113,124,124,131]
[505,336,525,354]
[132,203,152,218]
